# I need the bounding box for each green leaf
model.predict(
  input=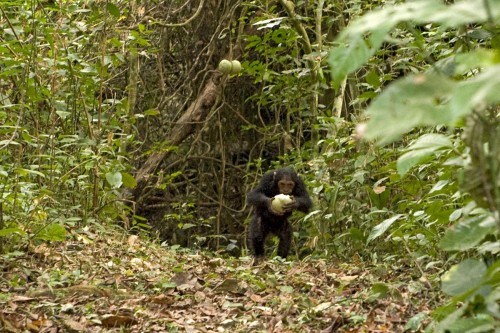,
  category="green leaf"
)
[55,111,71,120]
[451,65,500,119]
[144,109,160,116]
[454,49,500,74]
[407,133,453,150]
[161,282,177,289]
[404,312,428,331]
[365,71,380,88]
[364,74,456,145]
[105,171,123,188]
[429,180,450,193]
[279,285,294,294]
[106,3,120,18]
[397,134,453,176]
[180,223,196,230]
[397,149,436,176]
[439,214,495,251]
[367,214,404,243]
[121,172,137,189]
[0,140,20,146]
[433,303,467,333]
[441,259,486,296]
[365,67,500,145]
[370,282,389,299]
[328,0,500,89]
[339,1,443,37]
[0,228,26,237]
[36,224,67,241]
[444,317,495,333]
[336,0,499,41]
[17,168,46,178]
[430,0,500,27]
[329,27,390,86]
